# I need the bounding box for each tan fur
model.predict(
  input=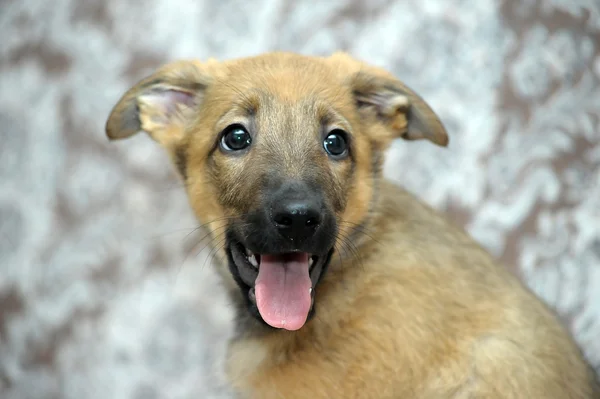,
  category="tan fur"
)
[106,52,599,398]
